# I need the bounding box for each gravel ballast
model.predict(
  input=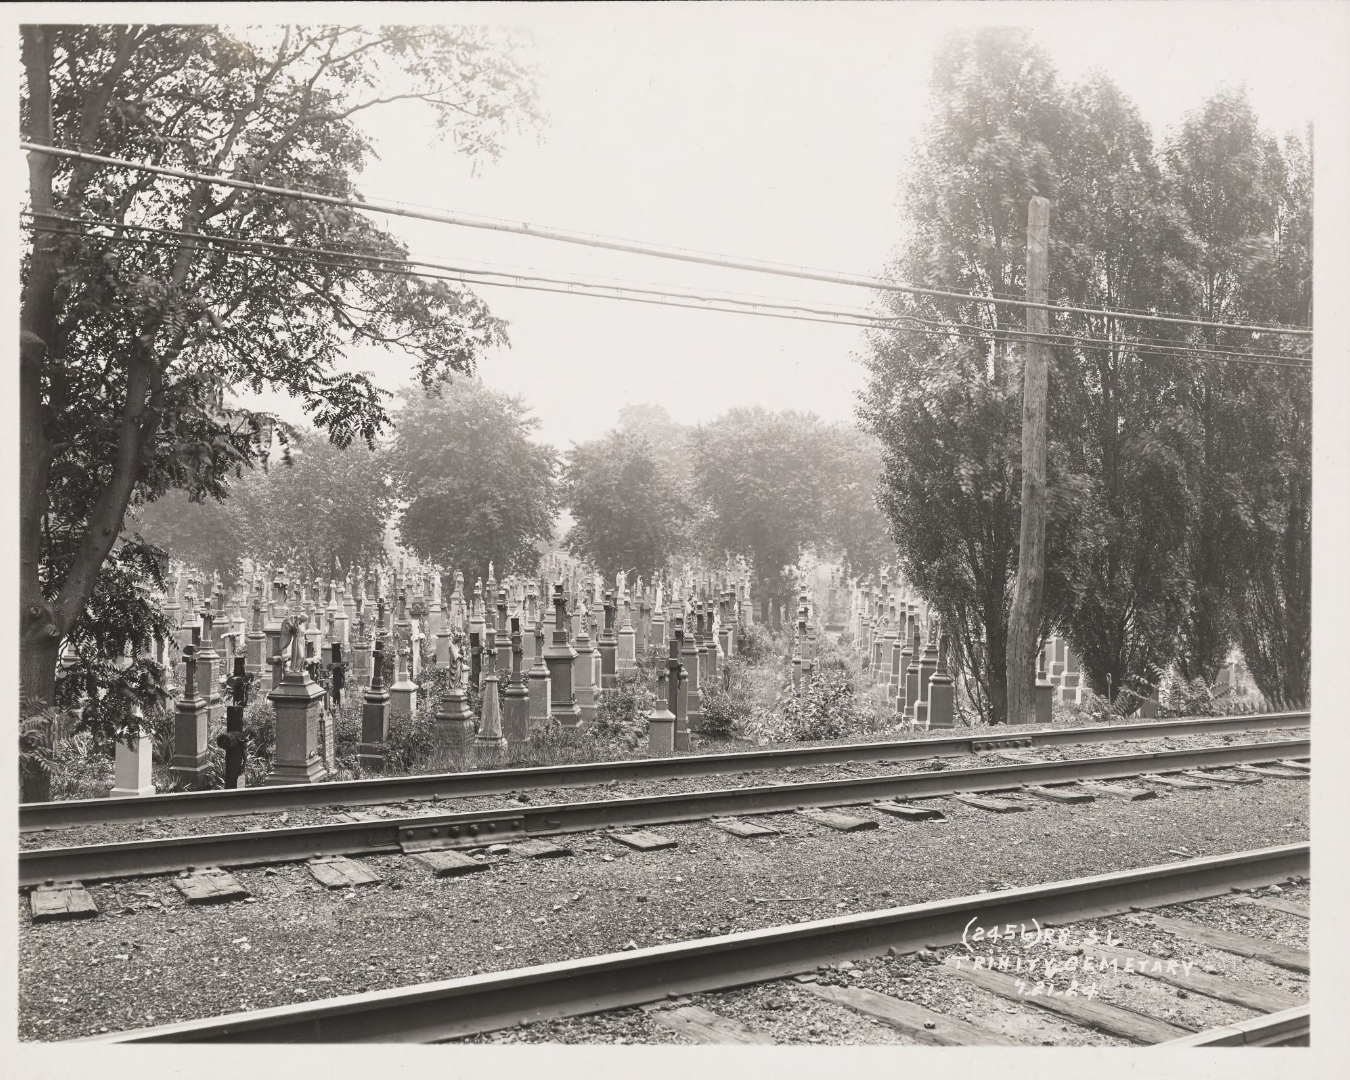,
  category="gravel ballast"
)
[469,885,1310,1046]
[18,772,1307,1041]
[19,725,1308,852]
